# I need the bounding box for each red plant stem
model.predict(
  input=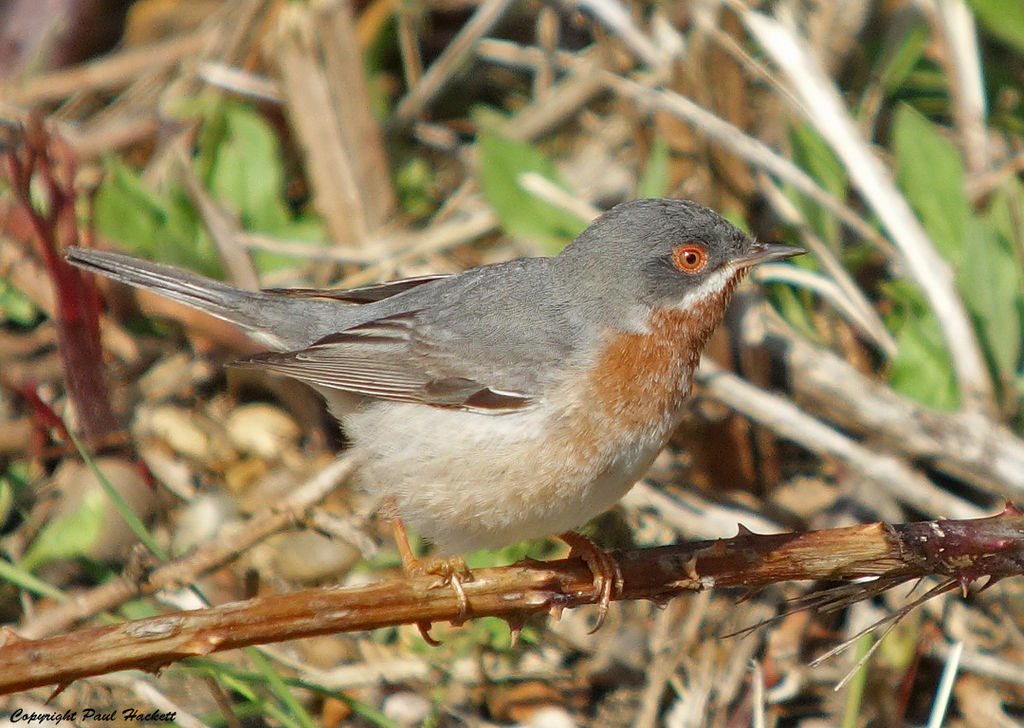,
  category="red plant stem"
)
[2,119,119,442]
